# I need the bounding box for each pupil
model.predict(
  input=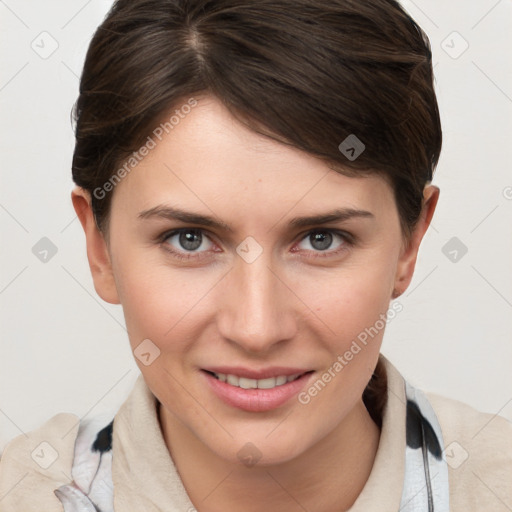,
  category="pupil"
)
[180,230,202,251]
[311,231,332,251]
